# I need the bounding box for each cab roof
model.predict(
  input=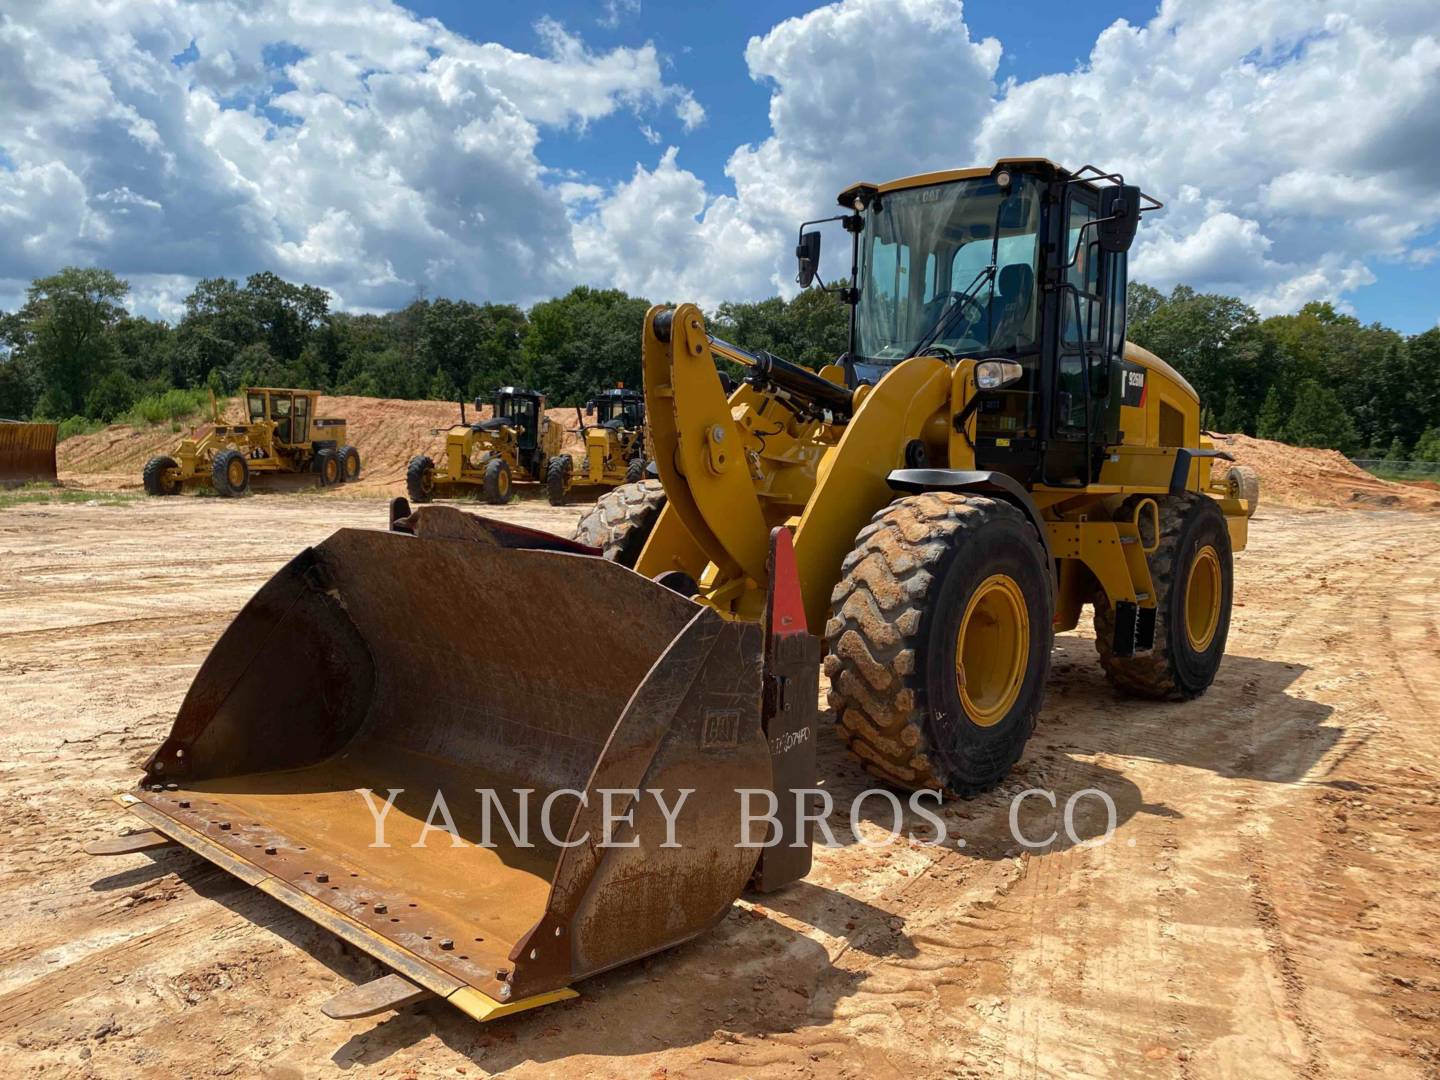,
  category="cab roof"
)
[838,158,1076,207]
[244,386,321,395]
